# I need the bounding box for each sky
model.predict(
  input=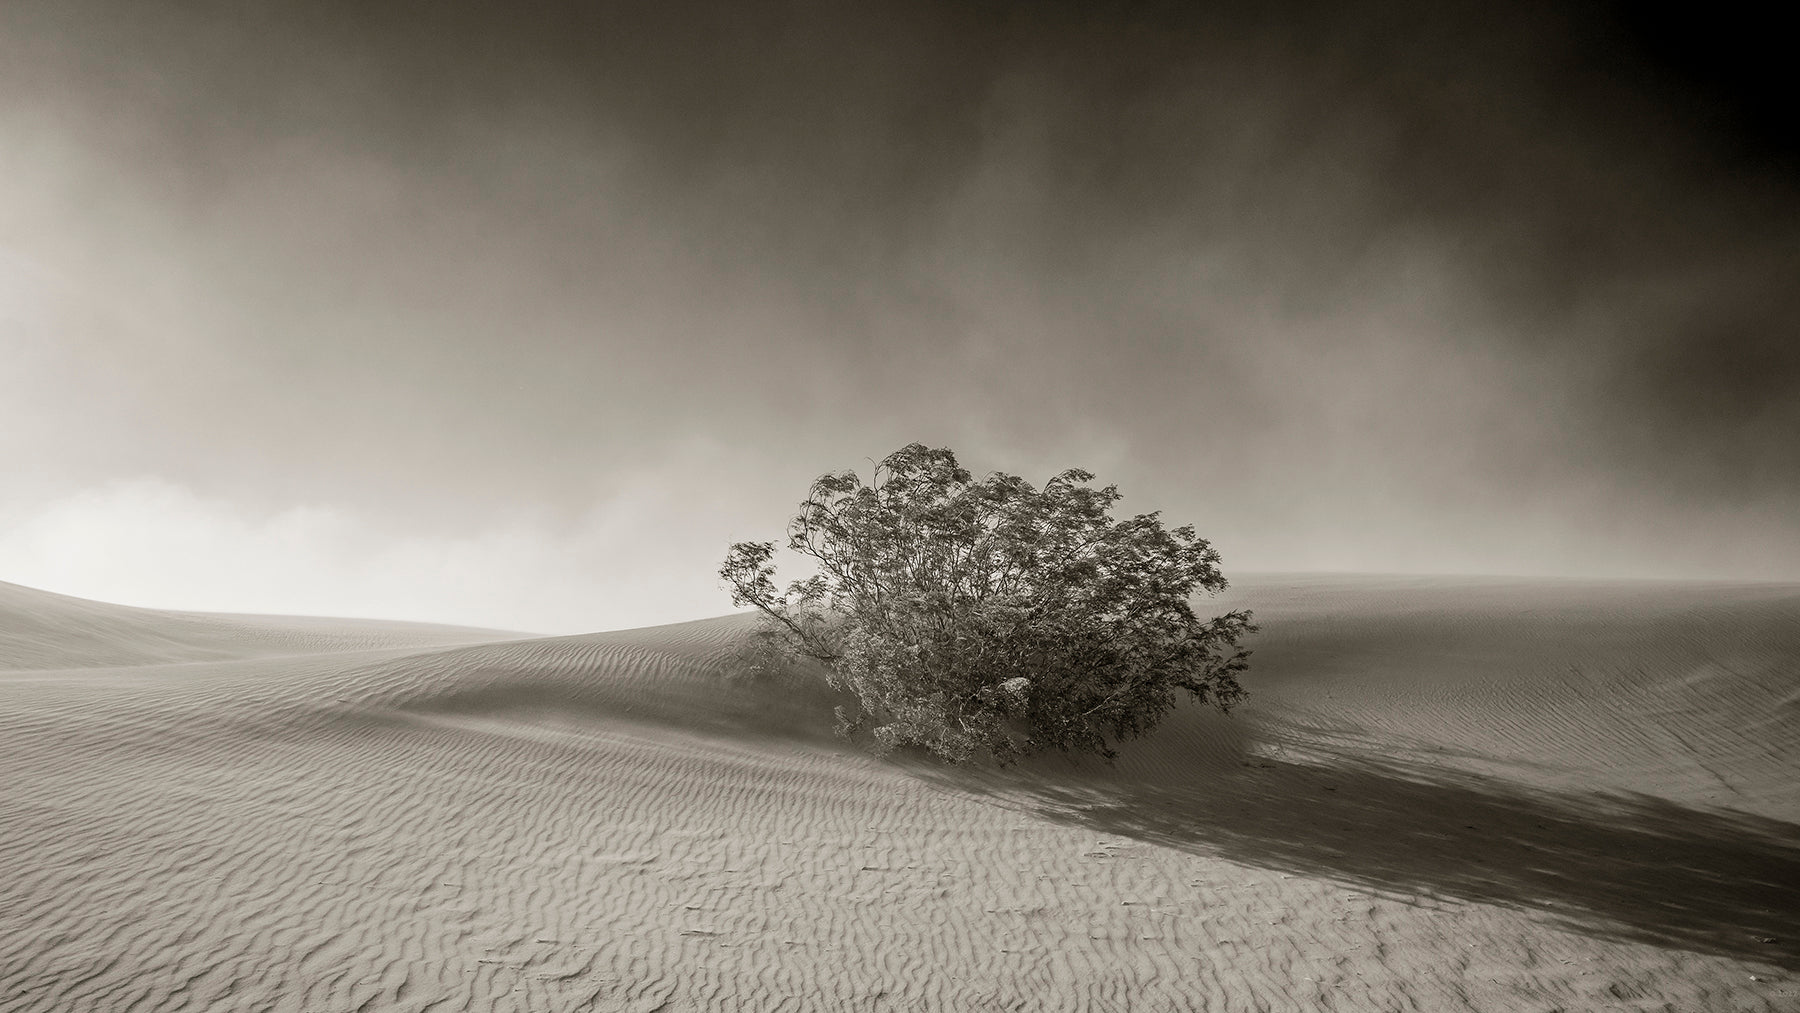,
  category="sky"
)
[2,0,1796,633]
